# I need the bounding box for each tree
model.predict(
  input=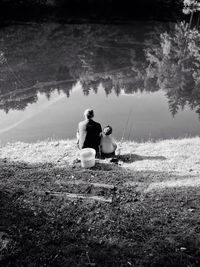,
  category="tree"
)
[183,0,200,28]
